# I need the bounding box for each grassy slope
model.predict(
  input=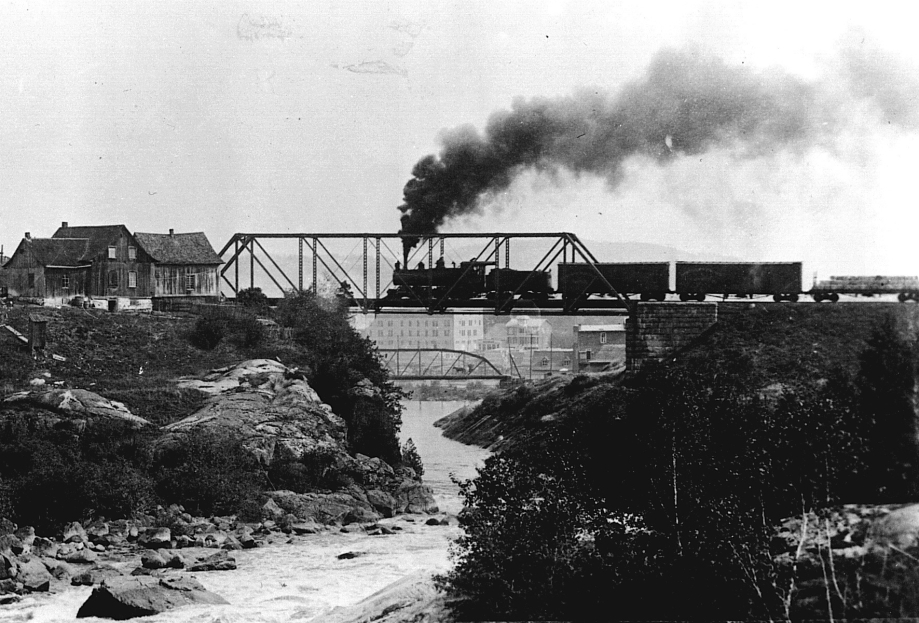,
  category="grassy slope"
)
[0,305,305,425]
[437,302,919,449]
